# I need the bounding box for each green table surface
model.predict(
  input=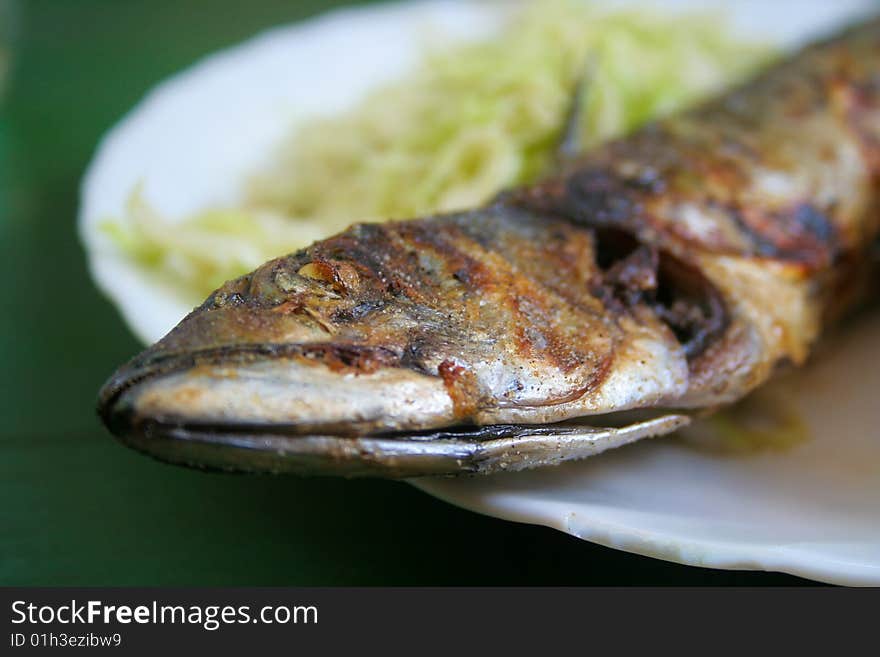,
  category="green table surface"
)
[0,0,808,585]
